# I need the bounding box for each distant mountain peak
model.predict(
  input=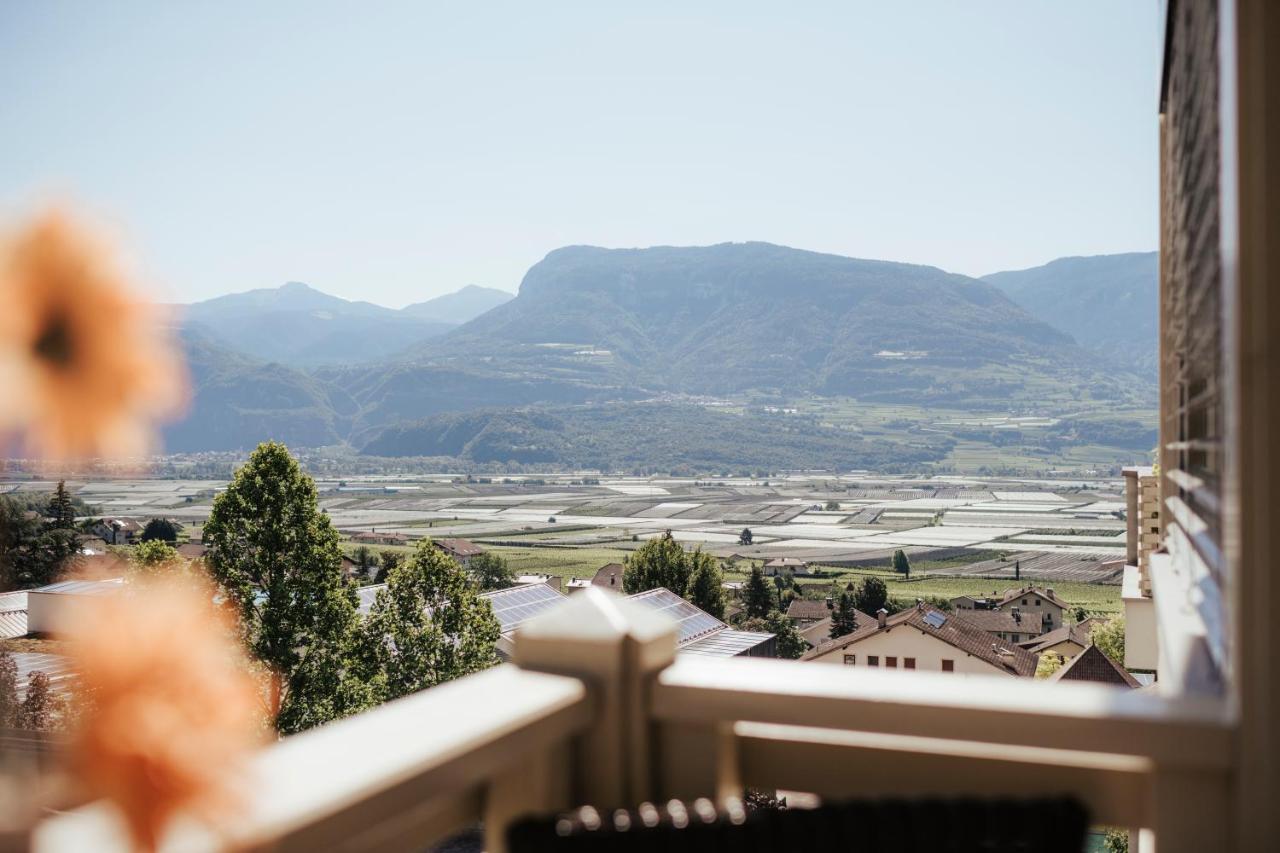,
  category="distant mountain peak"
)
[401,284,513,324]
